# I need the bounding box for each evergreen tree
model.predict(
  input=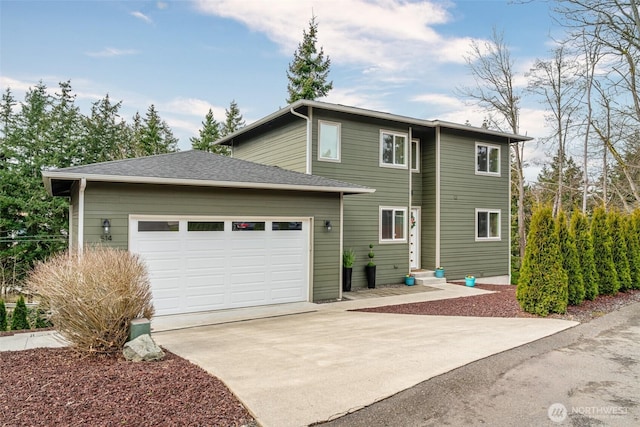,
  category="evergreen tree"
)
[557,210,584,305]
[625,211,640,289]
[221,100,245,137]
[191,108,228,155]
[591,206,619,295]
[286,15,333,103]
[81,94,129,163]
[0,299,7,331]
[608,210,632,291]
[535,155,584,213]
[137,104,178,156]
[48,81,82,168]
[517,206,568,316]
[570,209,599,300]
[10,295,30,330]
